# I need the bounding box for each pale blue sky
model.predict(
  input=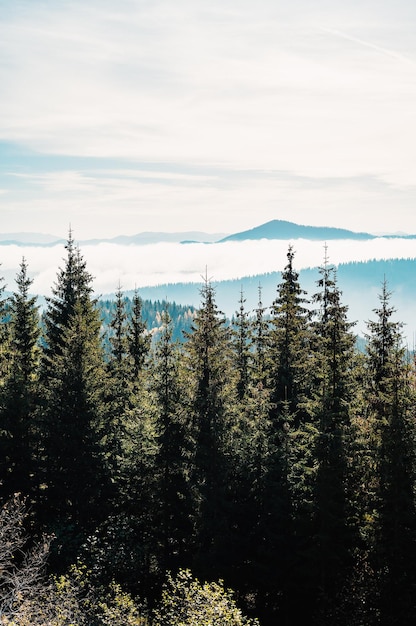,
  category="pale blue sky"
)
[1,0,416,238]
